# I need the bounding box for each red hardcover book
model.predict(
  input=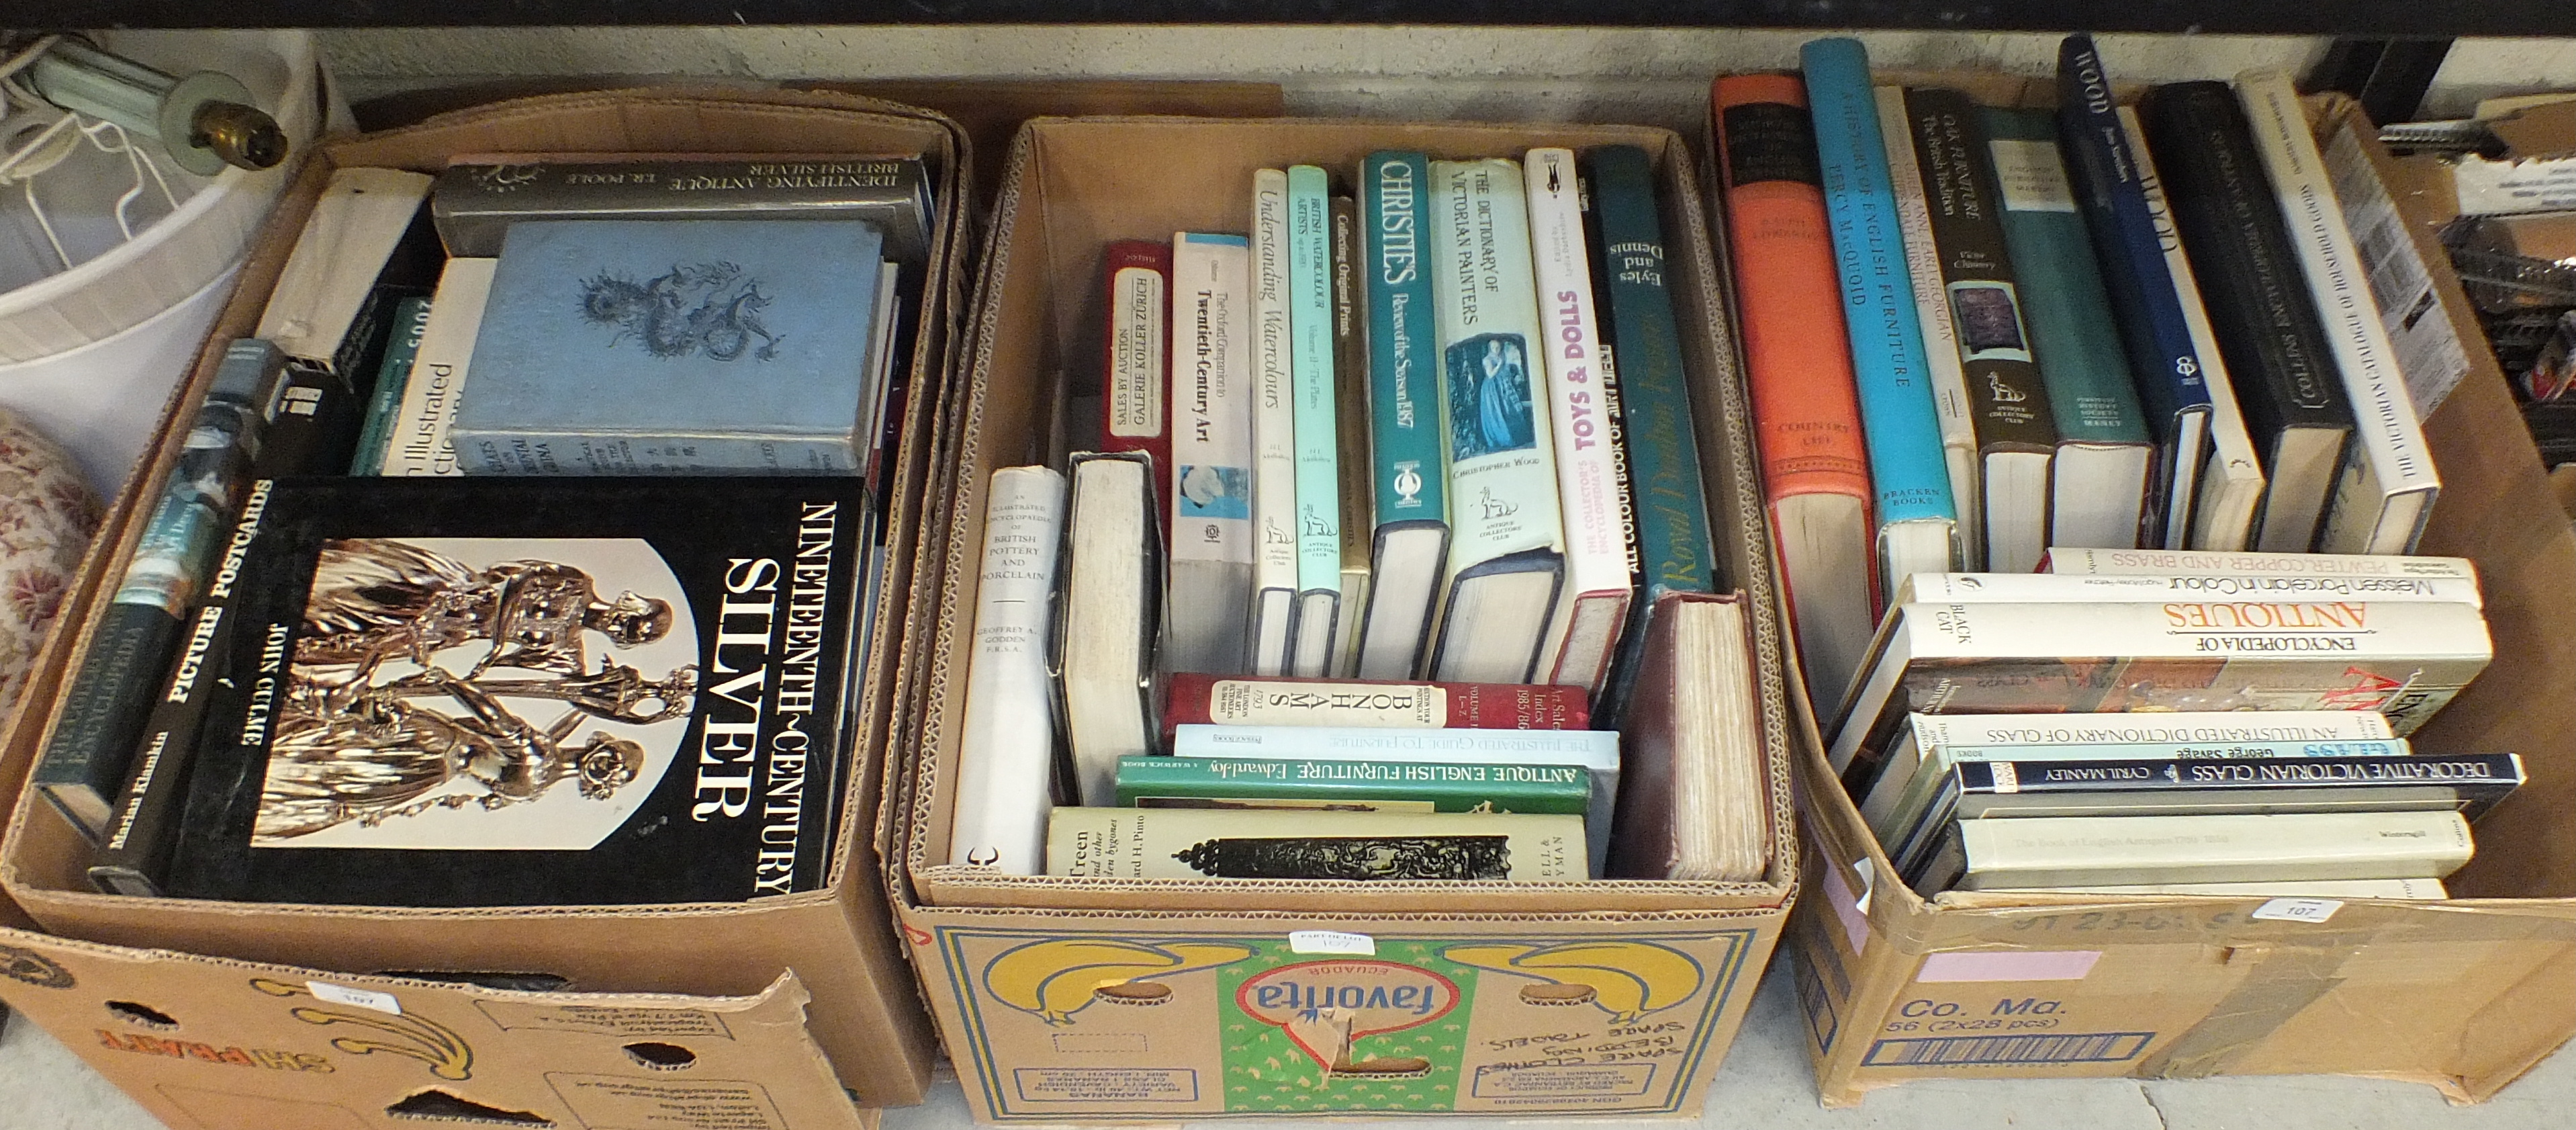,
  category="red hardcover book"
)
[1162,673,1589,744]
[1101,241,1172,477]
